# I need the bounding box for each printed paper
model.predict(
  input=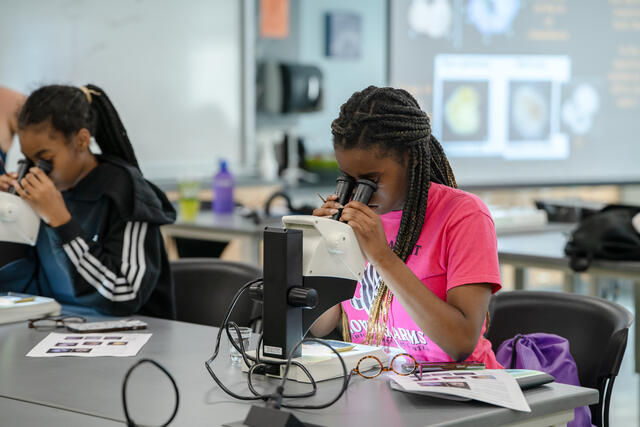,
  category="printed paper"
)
[26,332,151,357]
